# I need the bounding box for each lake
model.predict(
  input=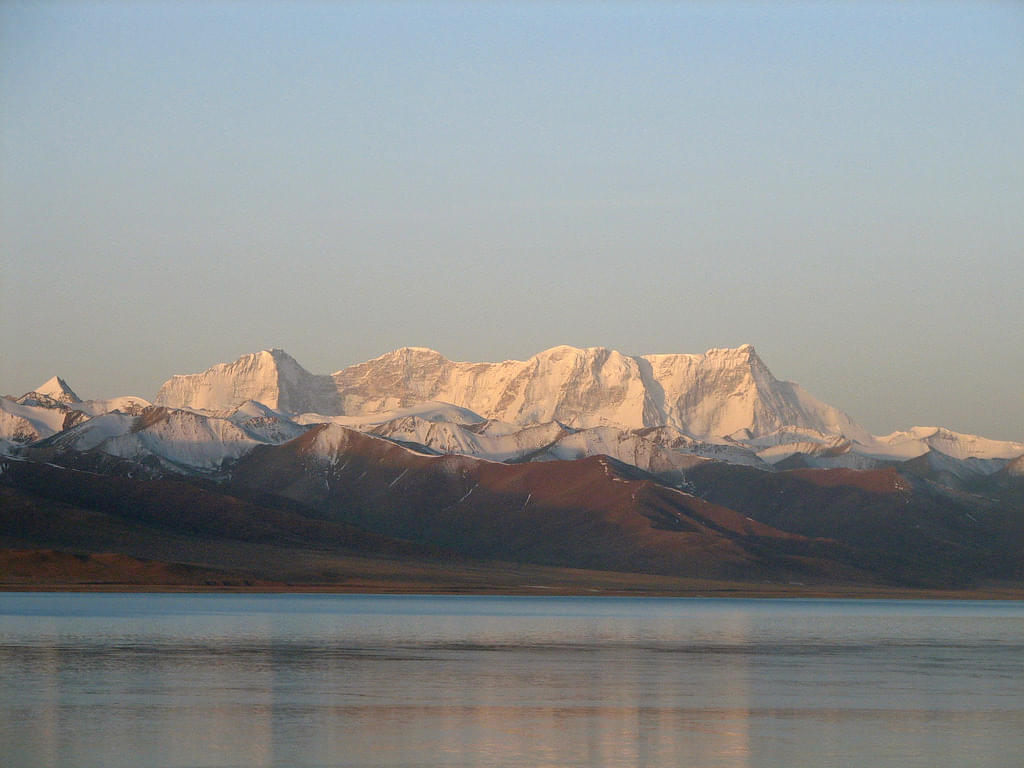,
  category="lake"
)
[1,593,1022,767]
